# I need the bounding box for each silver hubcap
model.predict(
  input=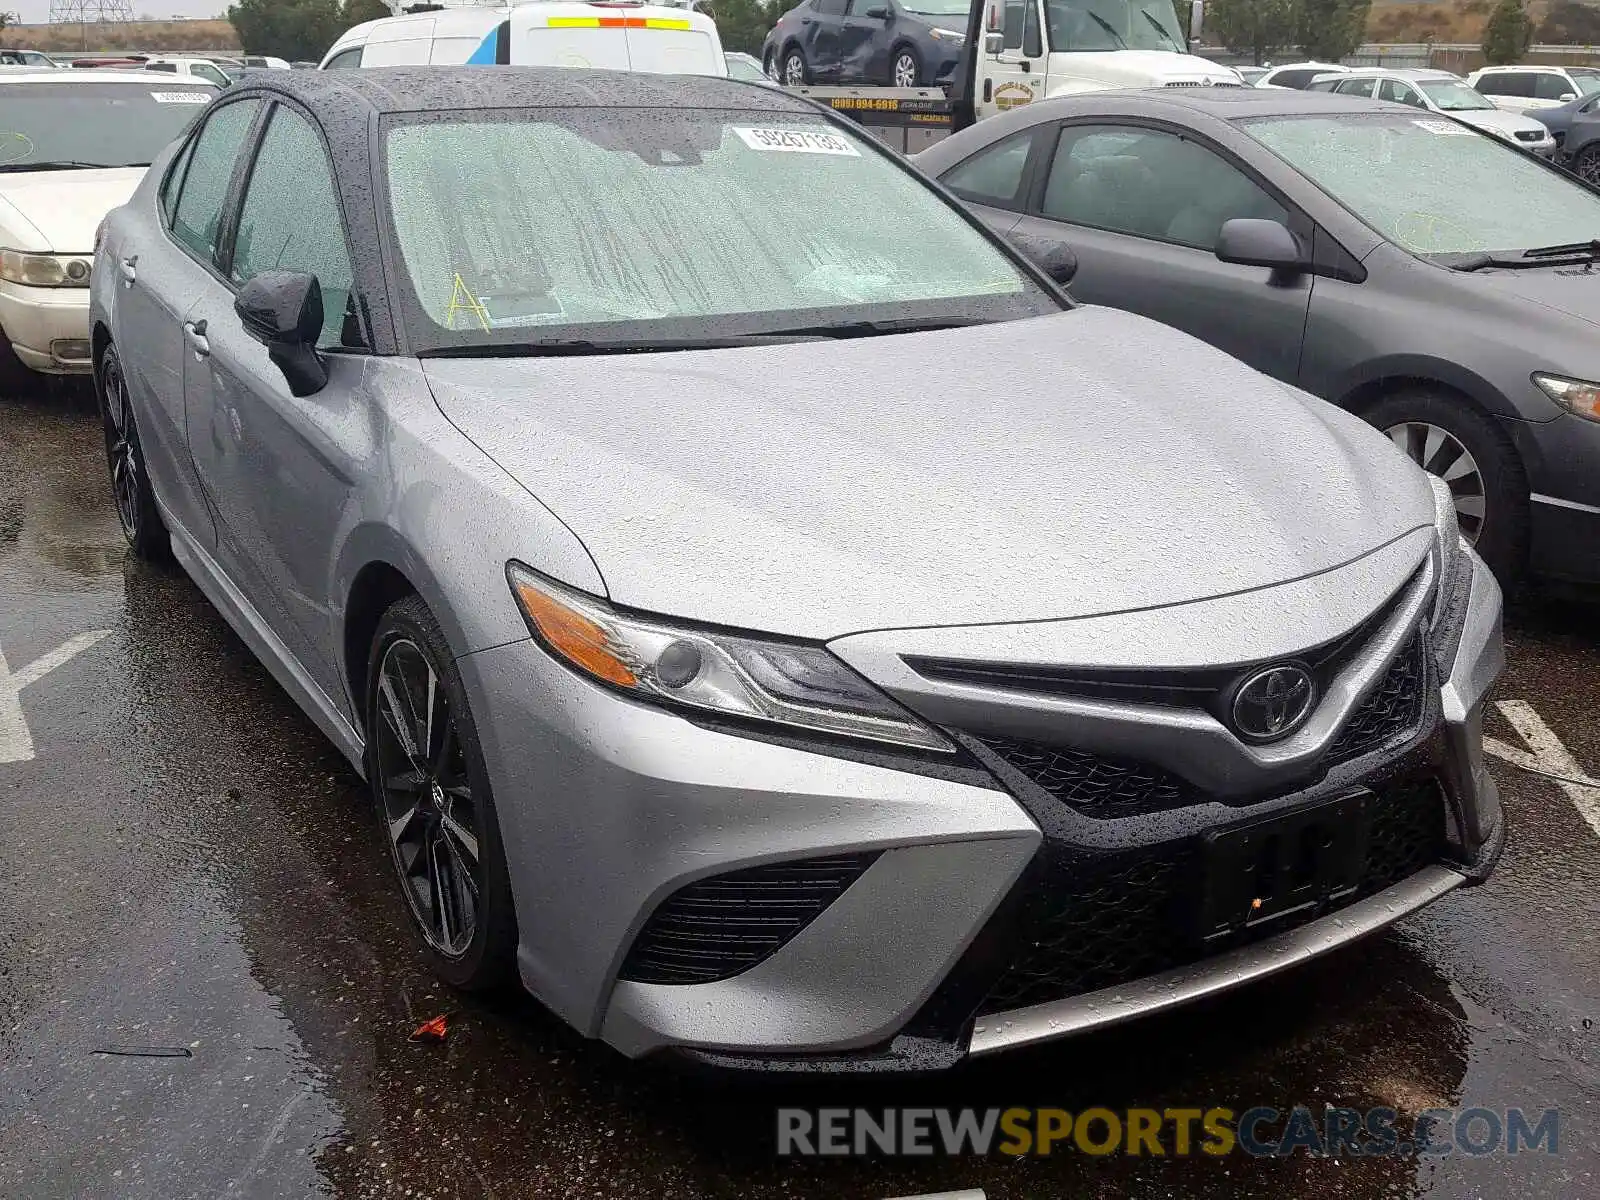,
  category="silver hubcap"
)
[894,53,916,87]
[374,639,480,957]
[785,54,804,85]
[1385,421,1486,542]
